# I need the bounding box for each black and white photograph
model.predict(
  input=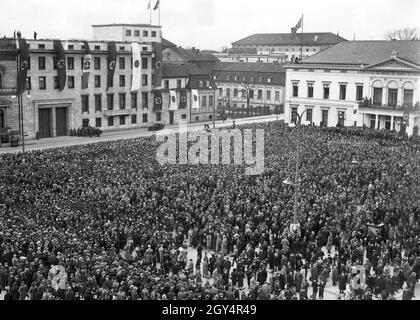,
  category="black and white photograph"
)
[0,0,419,314]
